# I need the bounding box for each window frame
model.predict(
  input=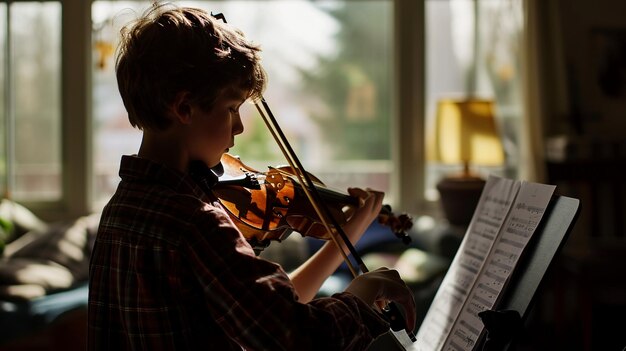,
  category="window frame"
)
[1,0,91,220]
